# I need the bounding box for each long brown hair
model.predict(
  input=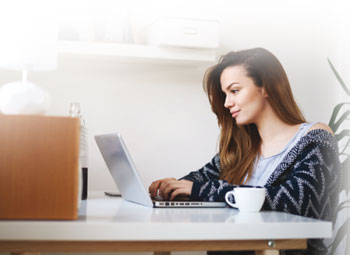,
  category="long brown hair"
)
[203,48,305,184]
